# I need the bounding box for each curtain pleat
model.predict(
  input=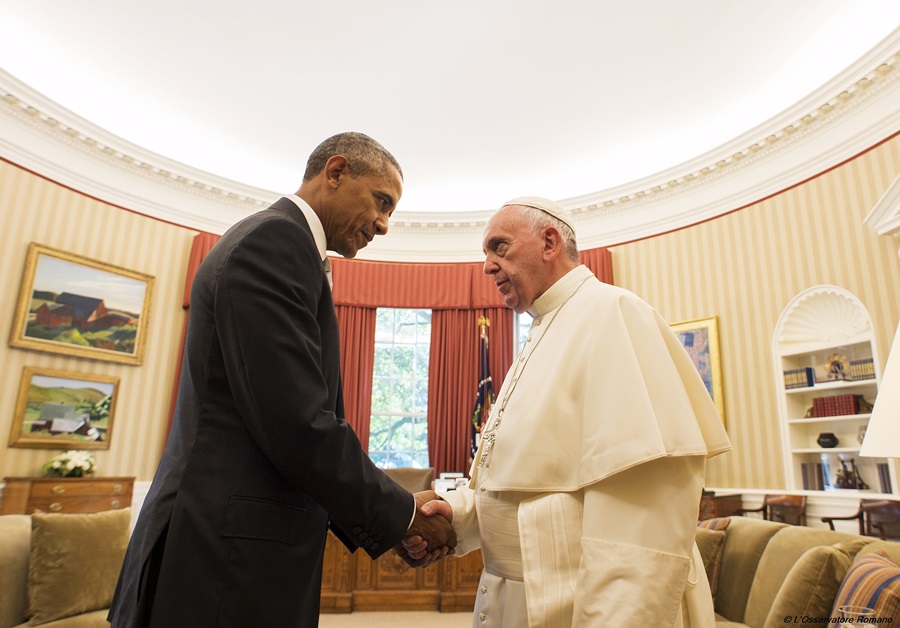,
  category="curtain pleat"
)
[580,247,614,284]
[331,258,507,309]
[335,305,377,448]
[427,307,514,474]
